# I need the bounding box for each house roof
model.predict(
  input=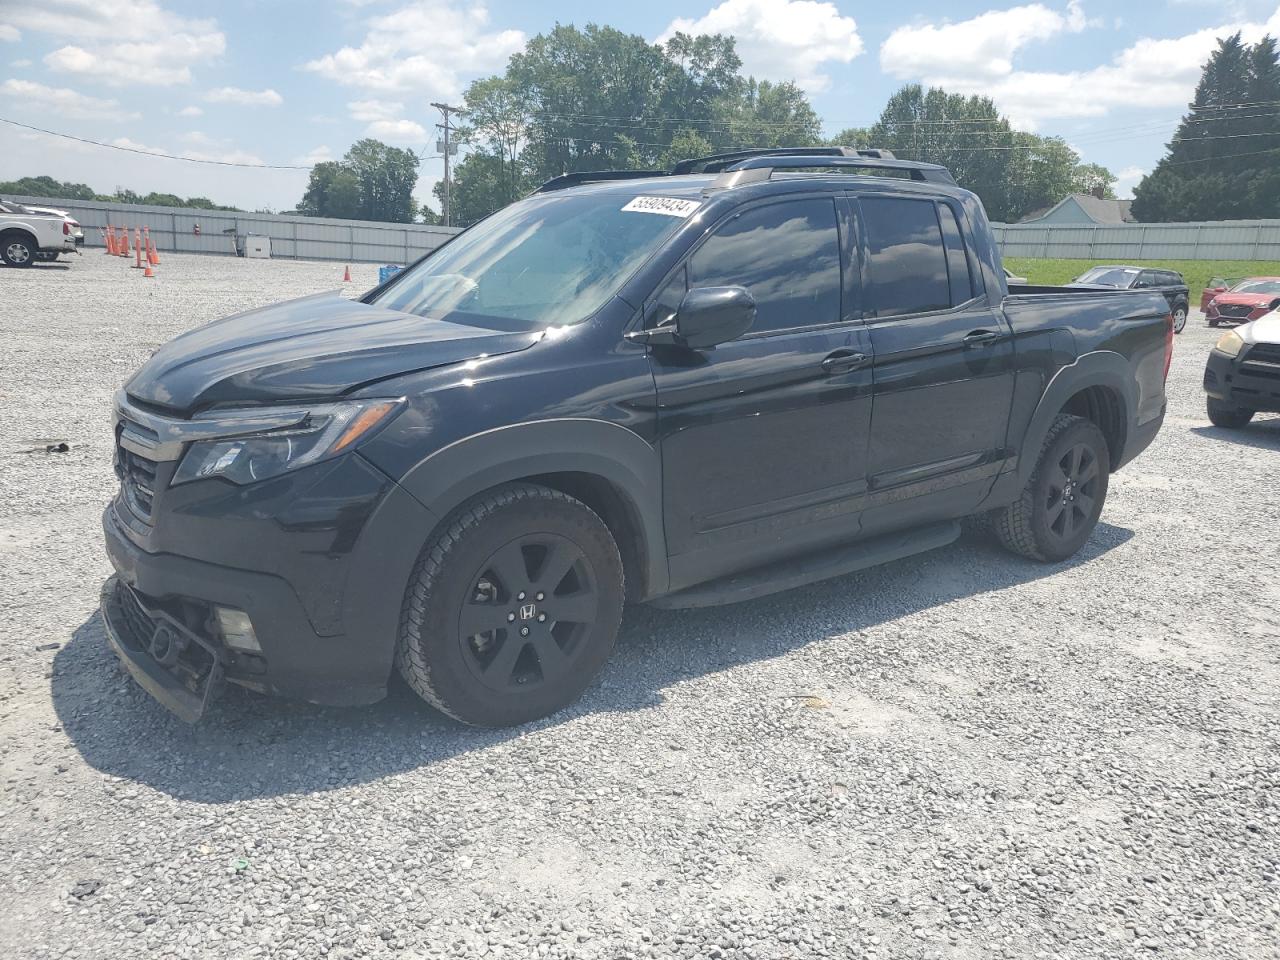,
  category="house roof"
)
[1019,193,1136,224]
